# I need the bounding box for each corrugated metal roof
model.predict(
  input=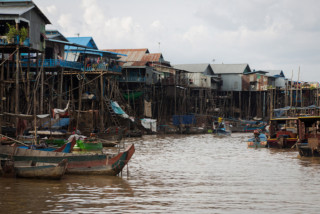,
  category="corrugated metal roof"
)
[0,0,32,2]
[141,53,162,62]
[105,49,148,61]
[0,1,51,24]
[172,64,210,73]
[45,30,68,42]
[103,49,169,68]
[104,49,150,67]
[264,70,285,77]
[66,37,98,49]
[0,5,33,15]
[210,64,251,74]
